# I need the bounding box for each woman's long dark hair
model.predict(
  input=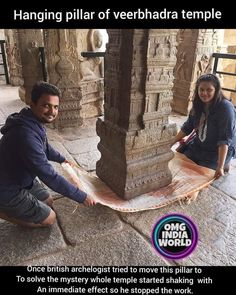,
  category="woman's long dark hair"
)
[192,74,226,118]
